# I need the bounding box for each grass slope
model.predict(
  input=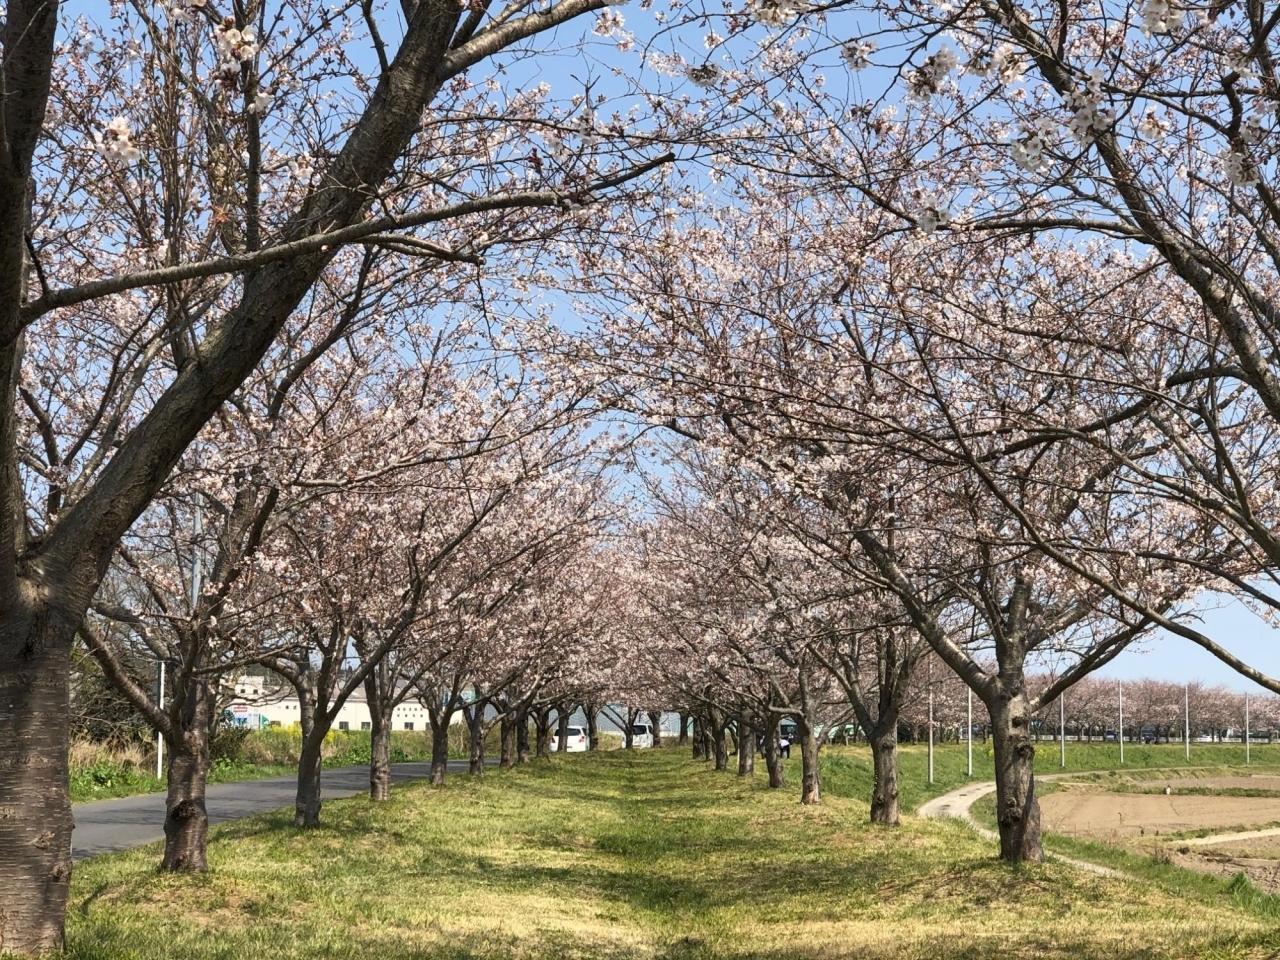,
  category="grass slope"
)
[68,750,1280,959]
